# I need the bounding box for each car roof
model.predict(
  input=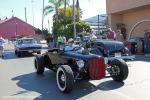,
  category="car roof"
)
[18,38,34,40]
[96,39,123,44]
